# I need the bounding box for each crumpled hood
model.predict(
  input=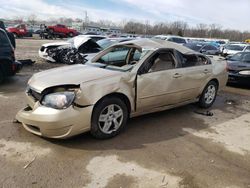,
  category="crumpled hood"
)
[42,41,71,48]
[28,65,121,92]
